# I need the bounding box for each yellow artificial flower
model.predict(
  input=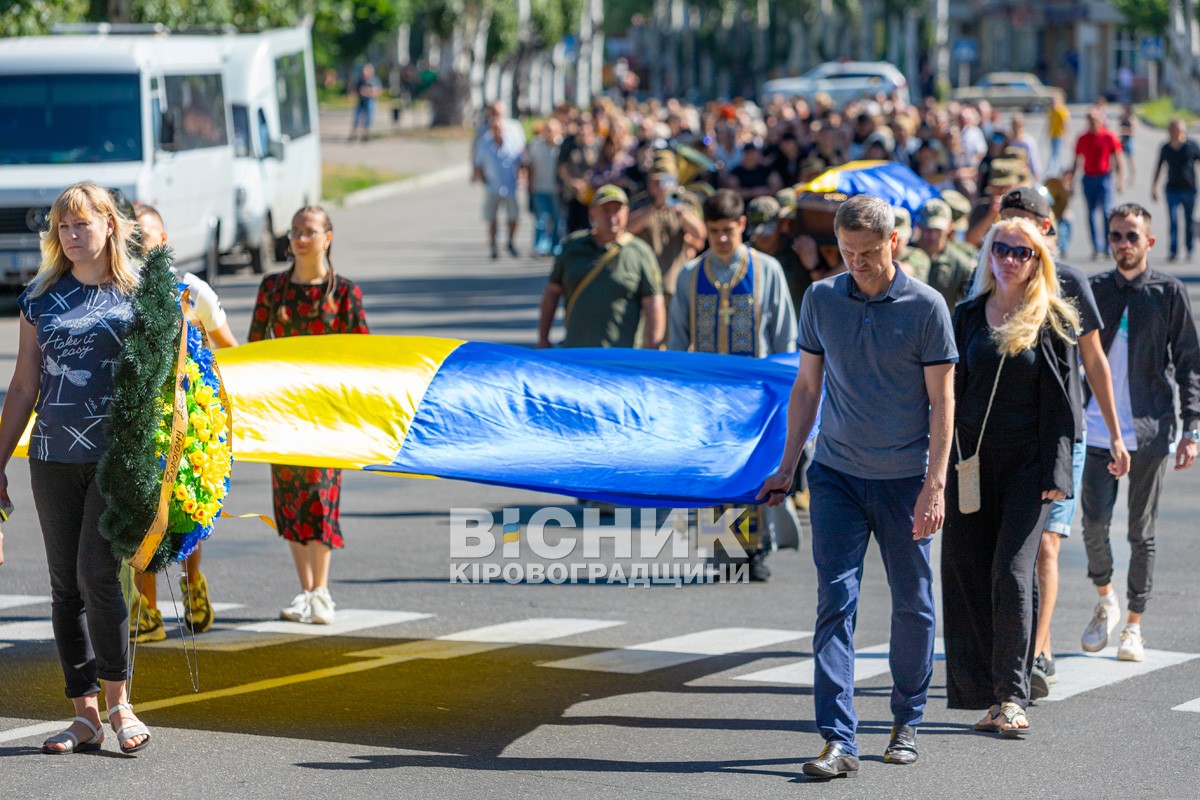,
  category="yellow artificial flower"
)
[174,485,188,502]
[182,498,198,515]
